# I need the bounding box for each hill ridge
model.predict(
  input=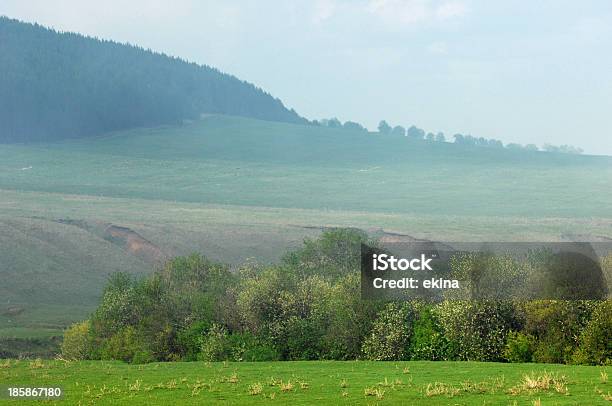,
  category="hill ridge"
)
[0,16,306,143]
